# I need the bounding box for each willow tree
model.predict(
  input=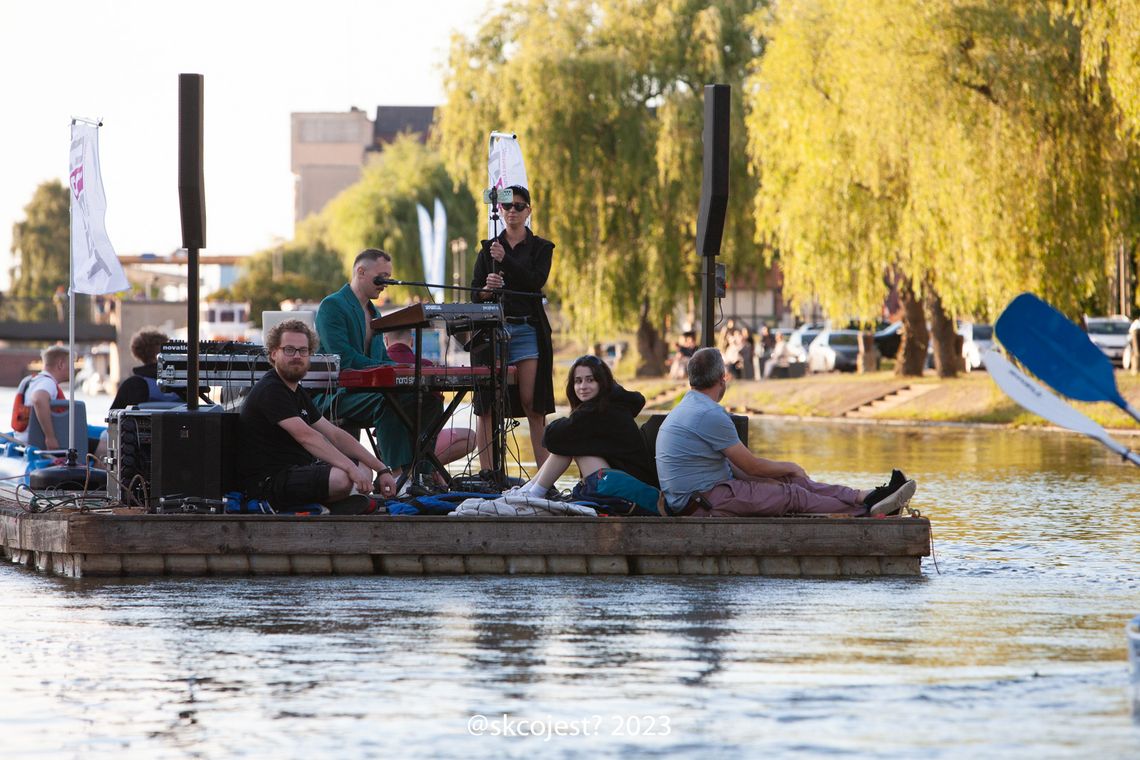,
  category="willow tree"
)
[746,0,1140,375]
[213,241,346,327]
[10,180,71,321]
[1069,0,1140,133]
[313,135,478,303]
[1068,0,1140,311]
[436,0,764,374]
